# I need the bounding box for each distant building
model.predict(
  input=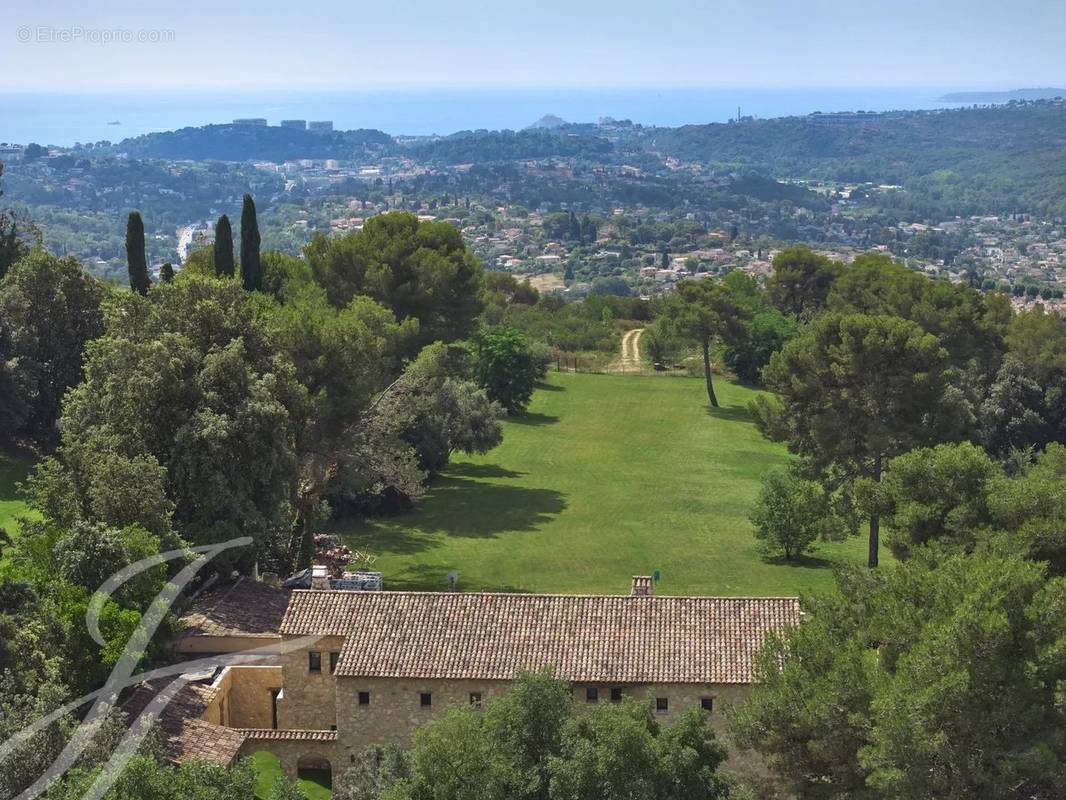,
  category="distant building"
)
[280,120,307,130]
[308,121,334,133]
[233,118,268,126]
